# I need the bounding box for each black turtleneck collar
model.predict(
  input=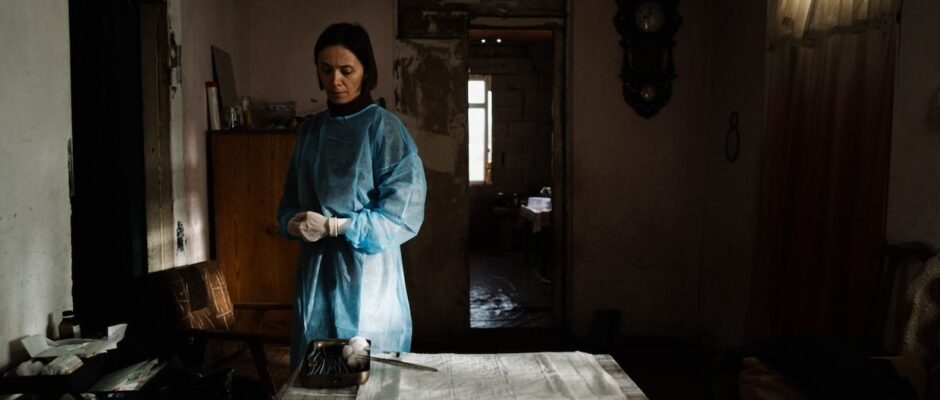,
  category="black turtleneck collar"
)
[327,91,374,117]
